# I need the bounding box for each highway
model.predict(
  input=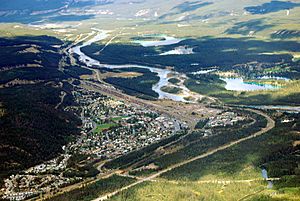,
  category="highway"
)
[92,109,275,201]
